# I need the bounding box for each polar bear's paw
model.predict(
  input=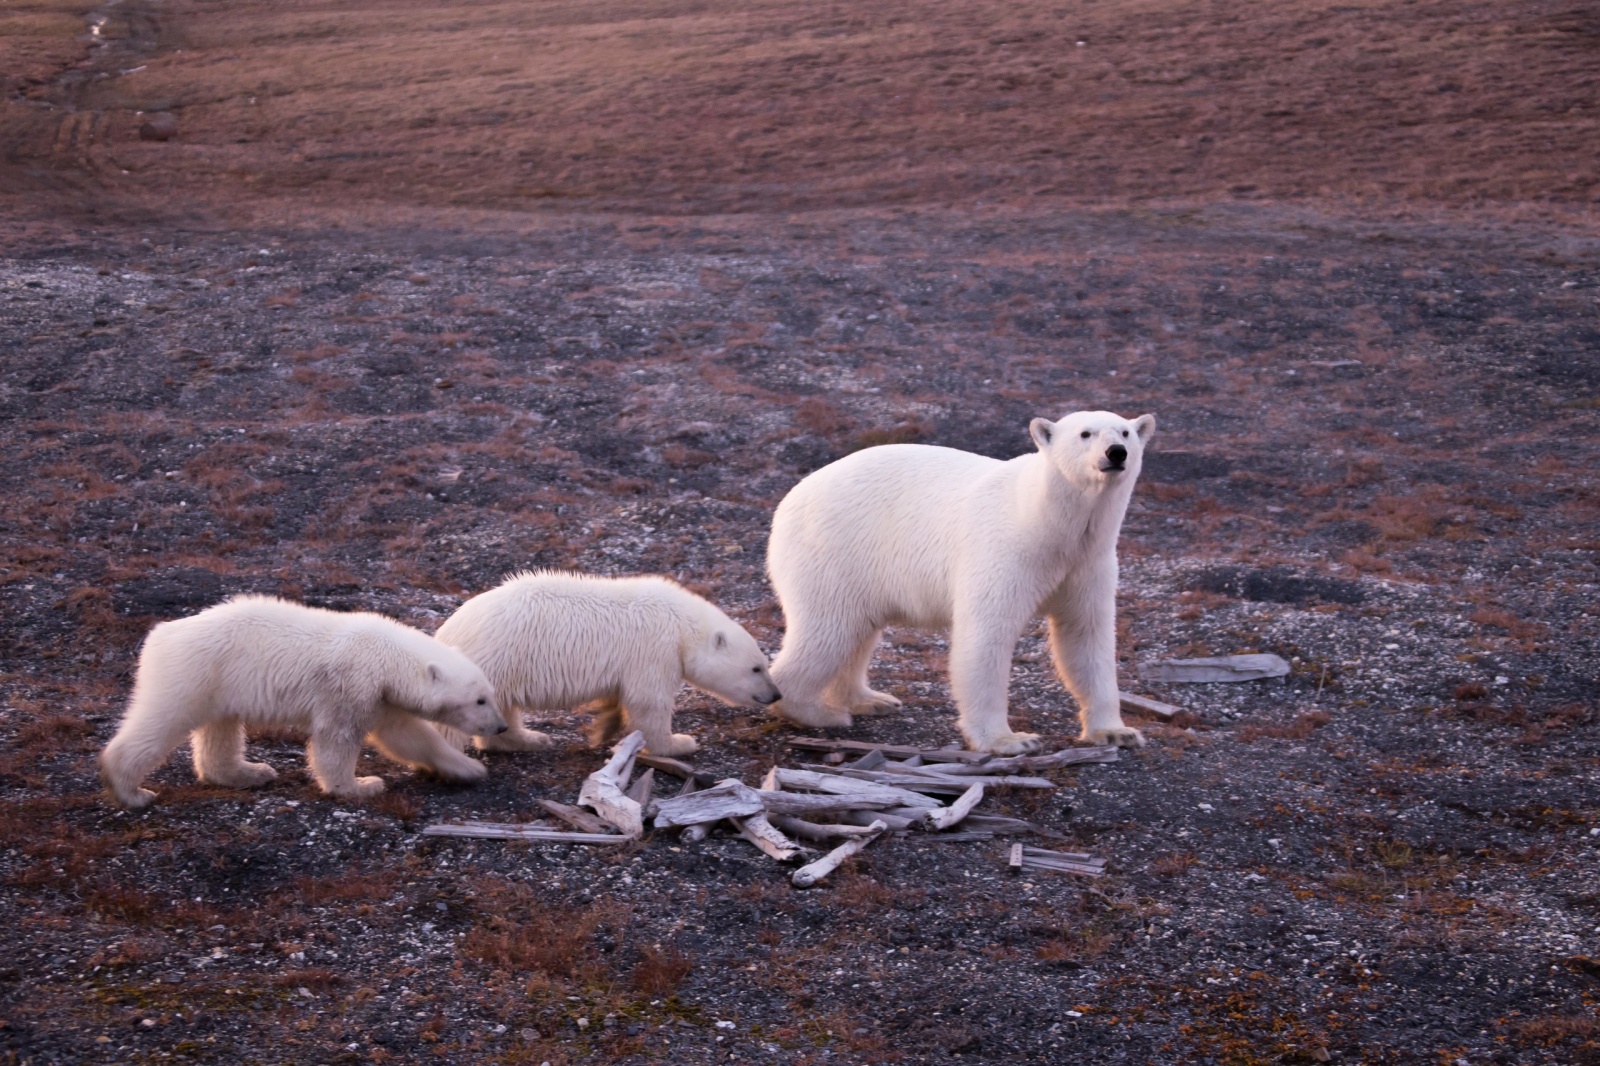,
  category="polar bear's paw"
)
[981,731,1043,755]
[1087,725,1146,749]
[476,728,554,753]
[776,703,854,730]
[206,761,278,789]
[434,758,489,784]
[334,775,387,800]
[649,734,700,757]
[848,689,903,716]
